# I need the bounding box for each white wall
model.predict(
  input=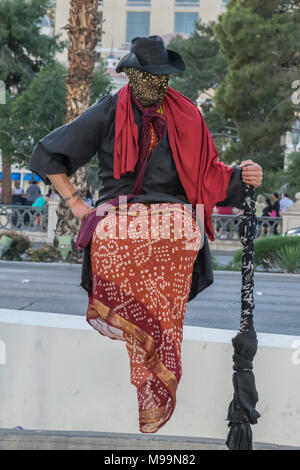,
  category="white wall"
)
[0,309,300,447]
